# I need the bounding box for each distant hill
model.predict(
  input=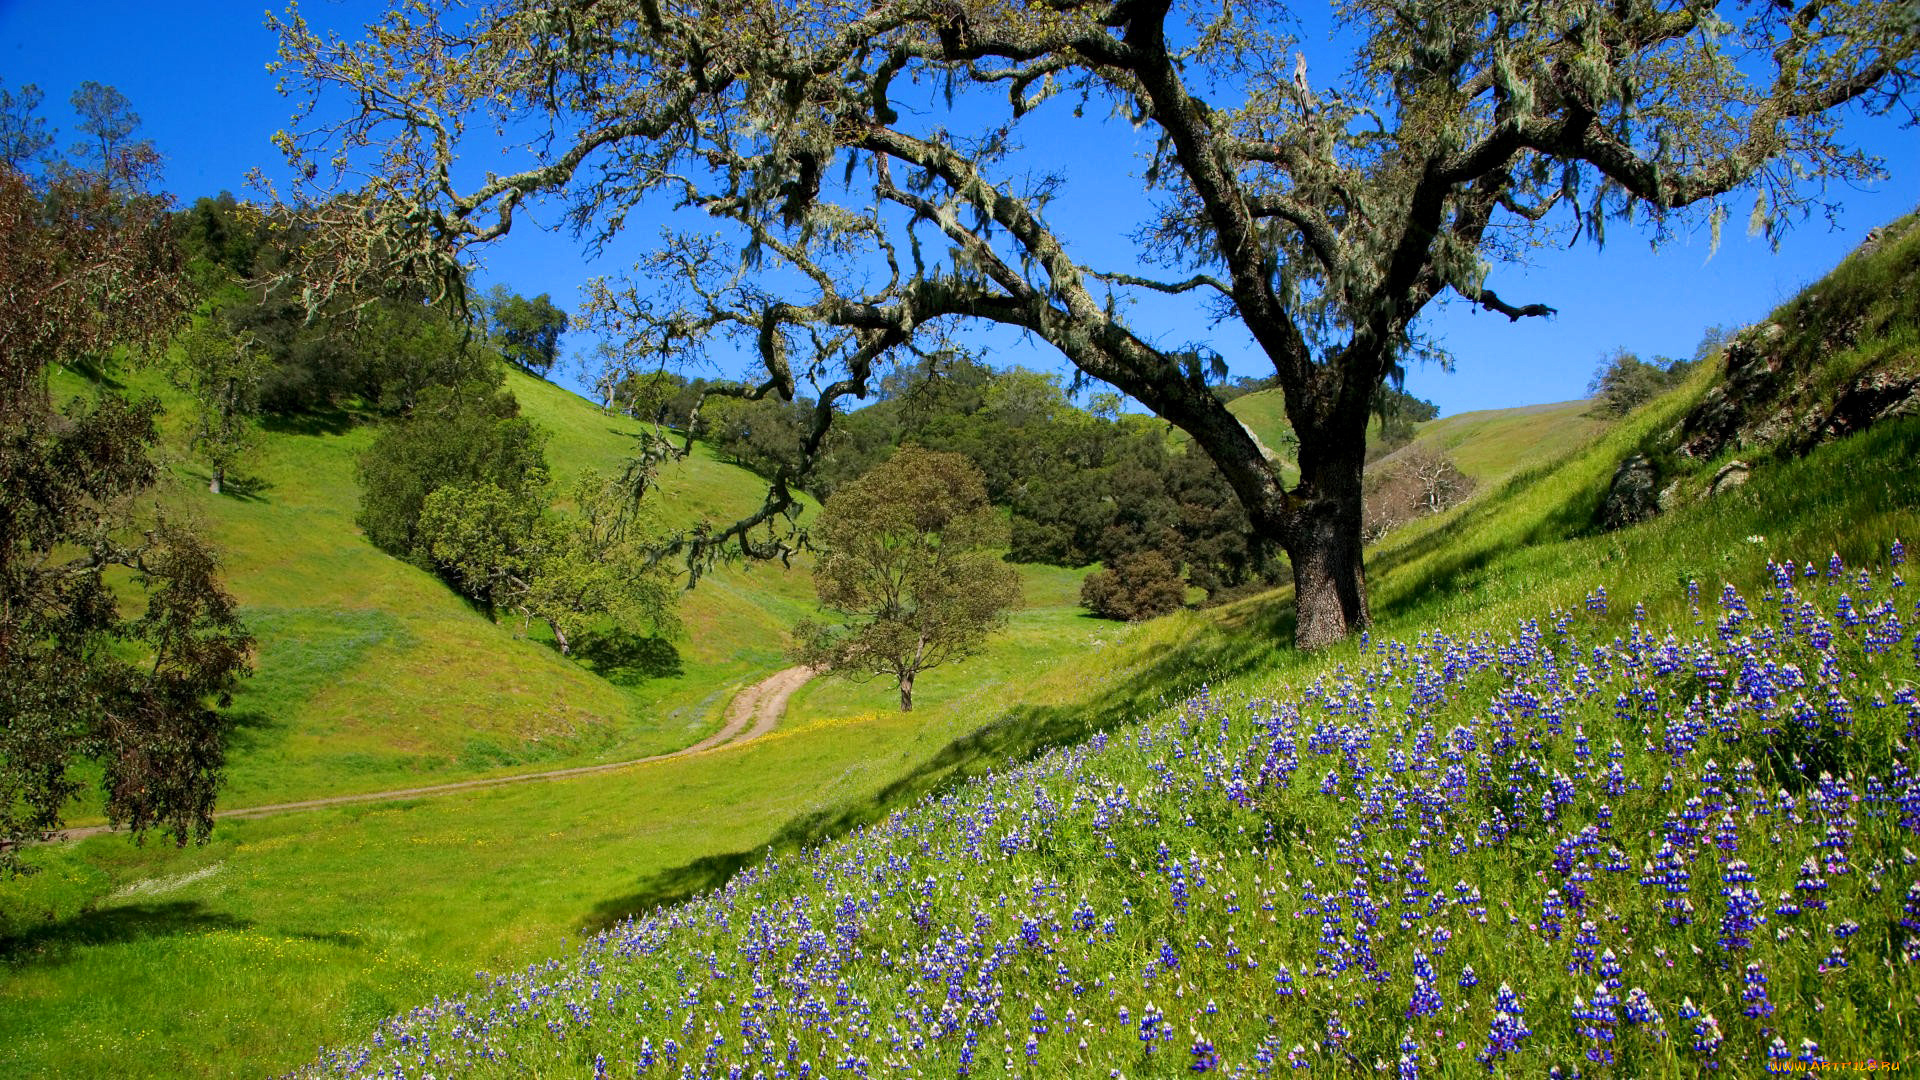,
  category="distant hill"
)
[49,361,820,812]
[1225,386,1613,492]
[1371,399,1612,485]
